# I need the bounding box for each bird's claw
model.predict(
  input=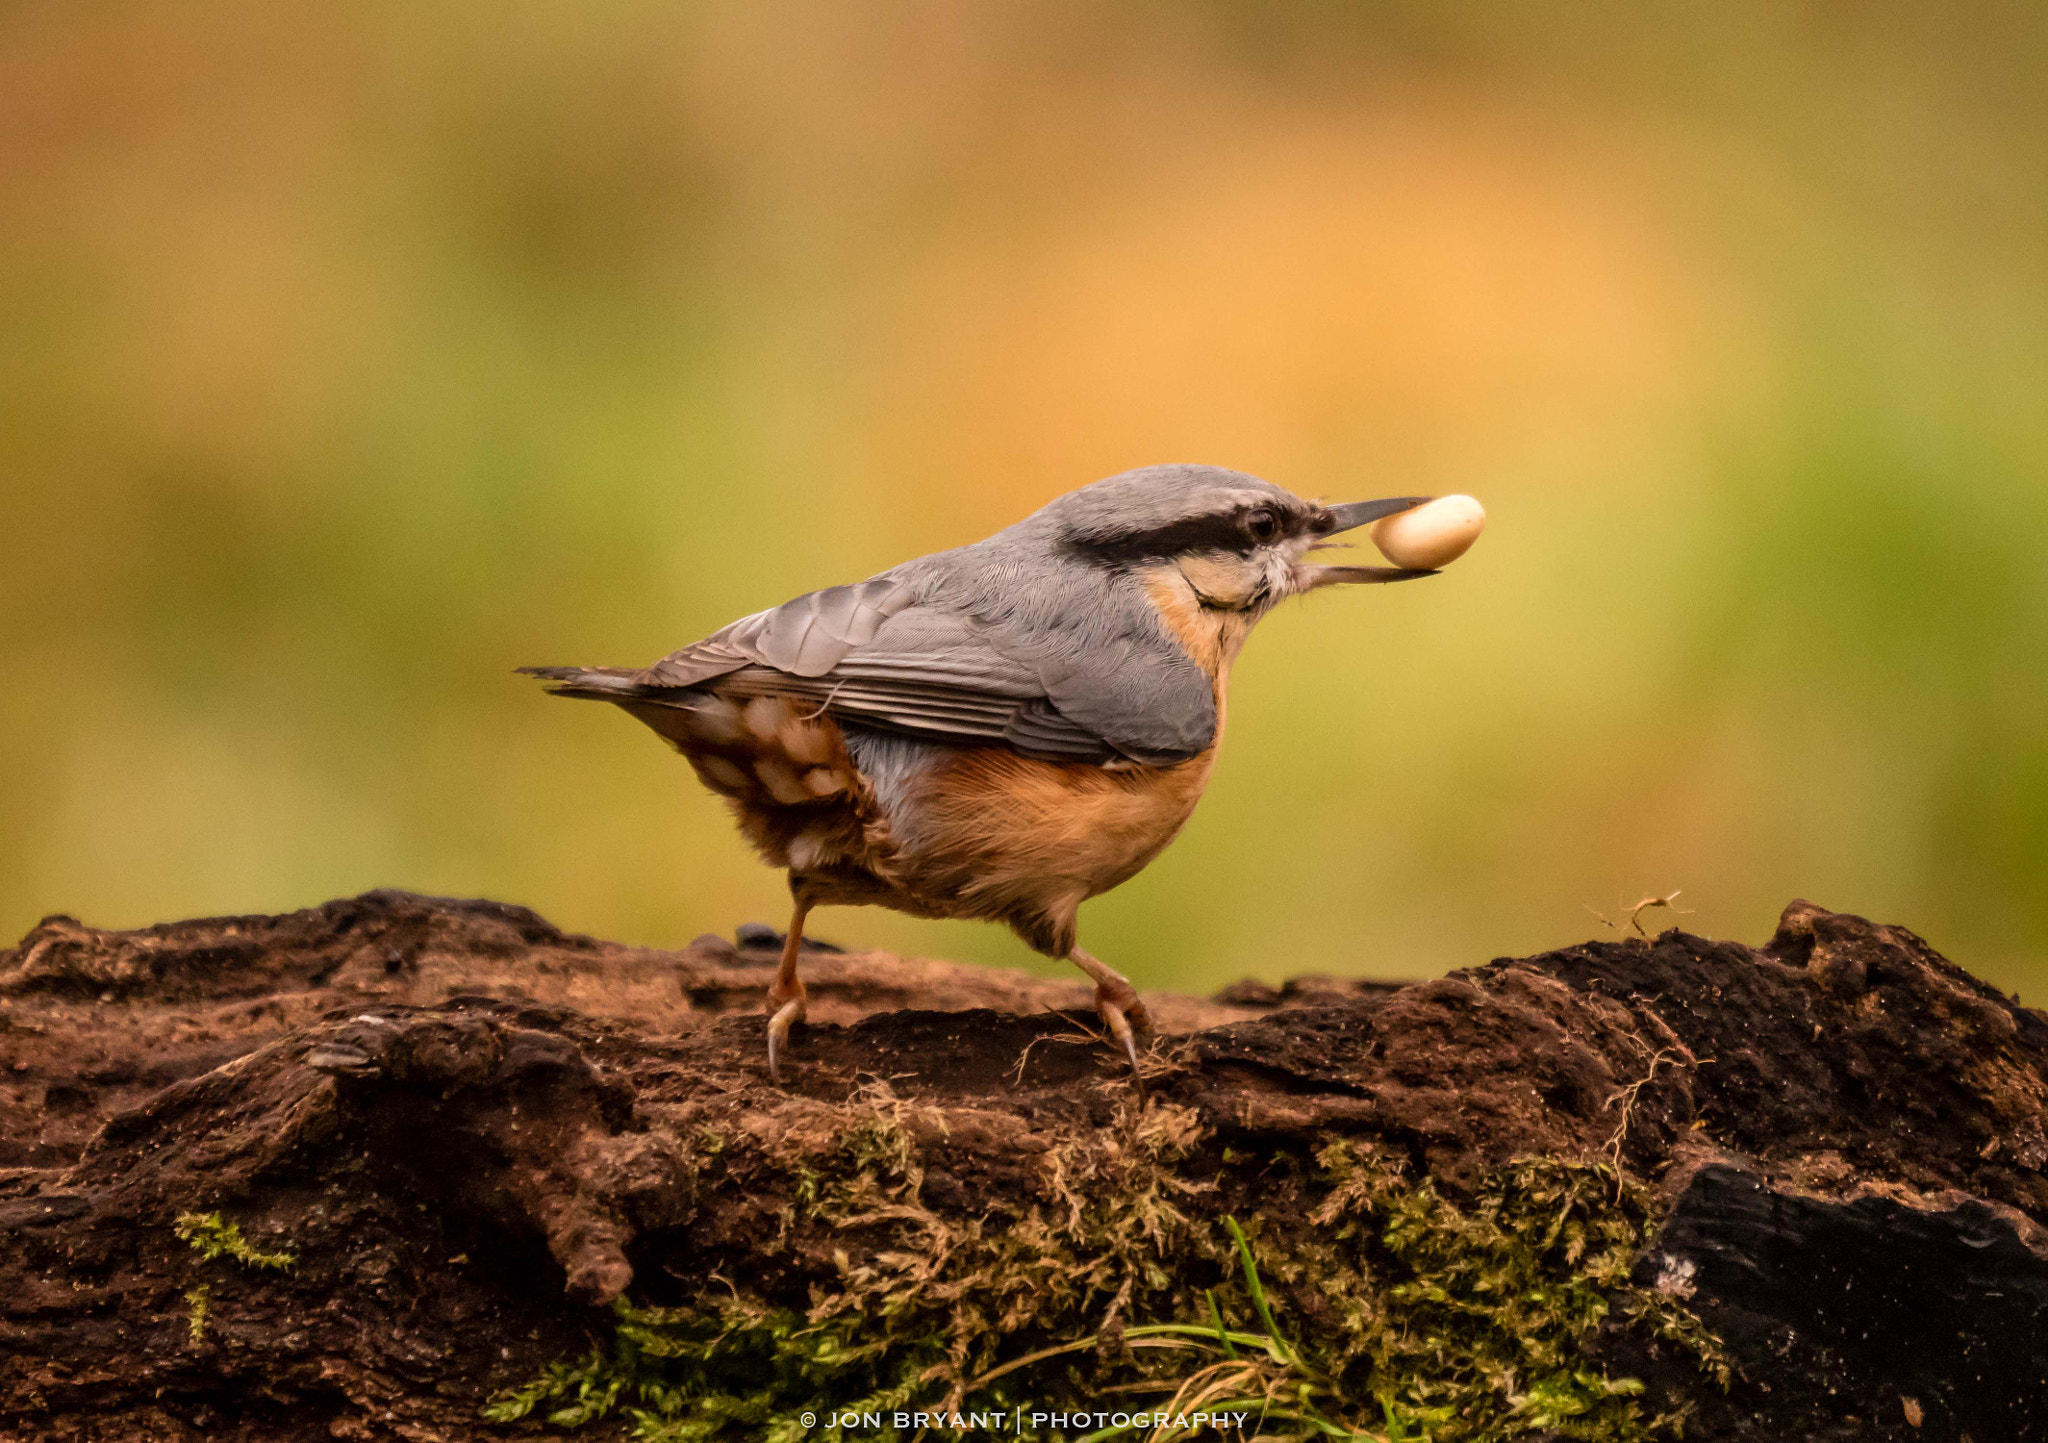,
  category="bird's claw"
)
[766,992,806,1085]
[1094,985,1154,1099]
